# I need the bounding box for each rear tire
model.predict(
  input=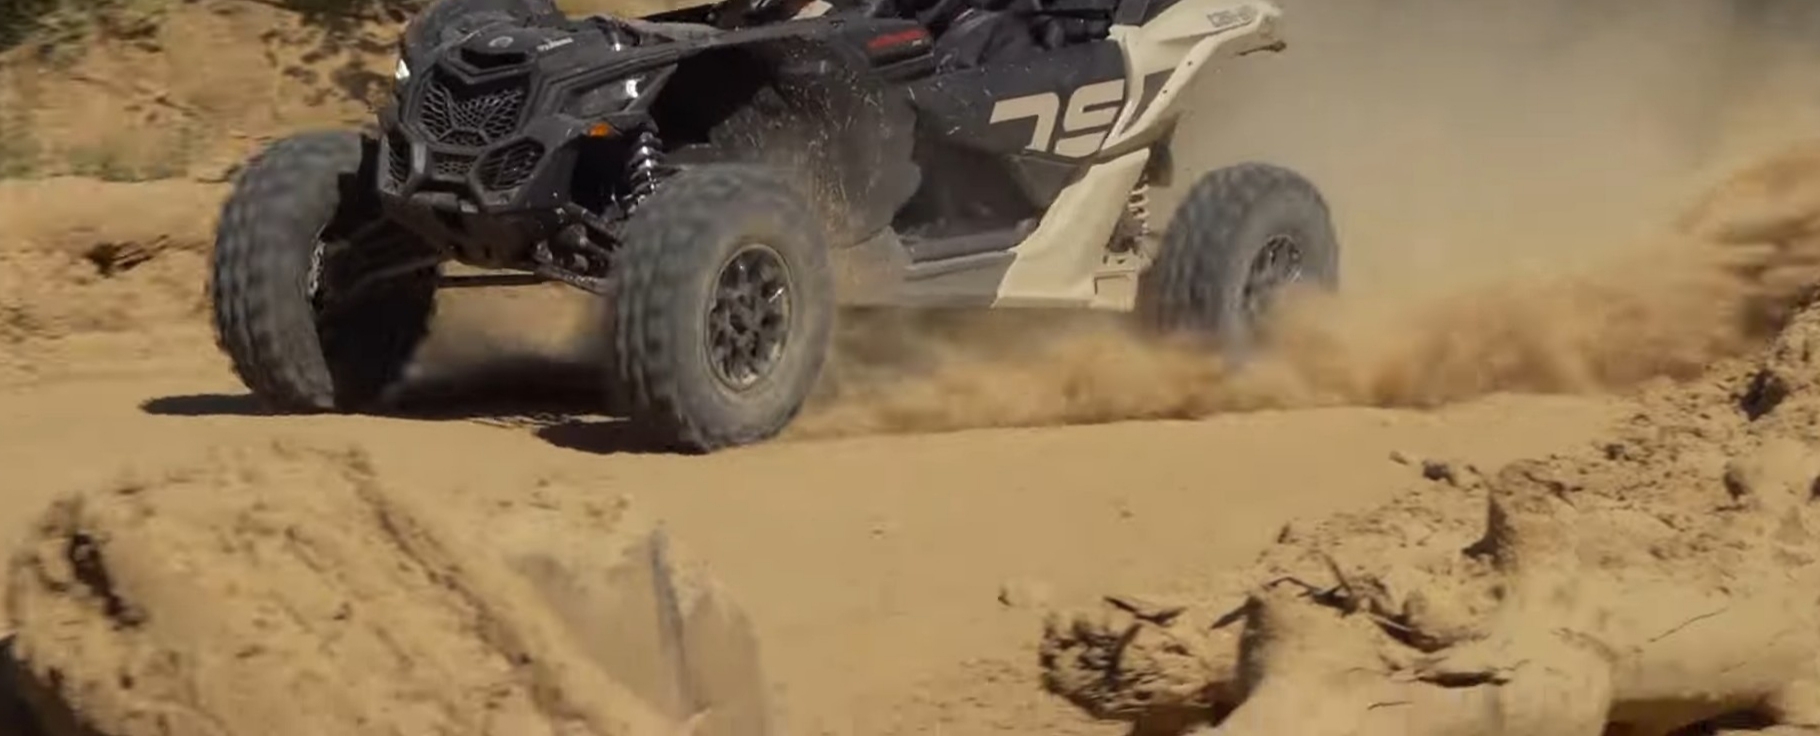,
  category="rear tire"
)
[609,165,834,453]
[1135,162,1340,357]
[210,130,439,412]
